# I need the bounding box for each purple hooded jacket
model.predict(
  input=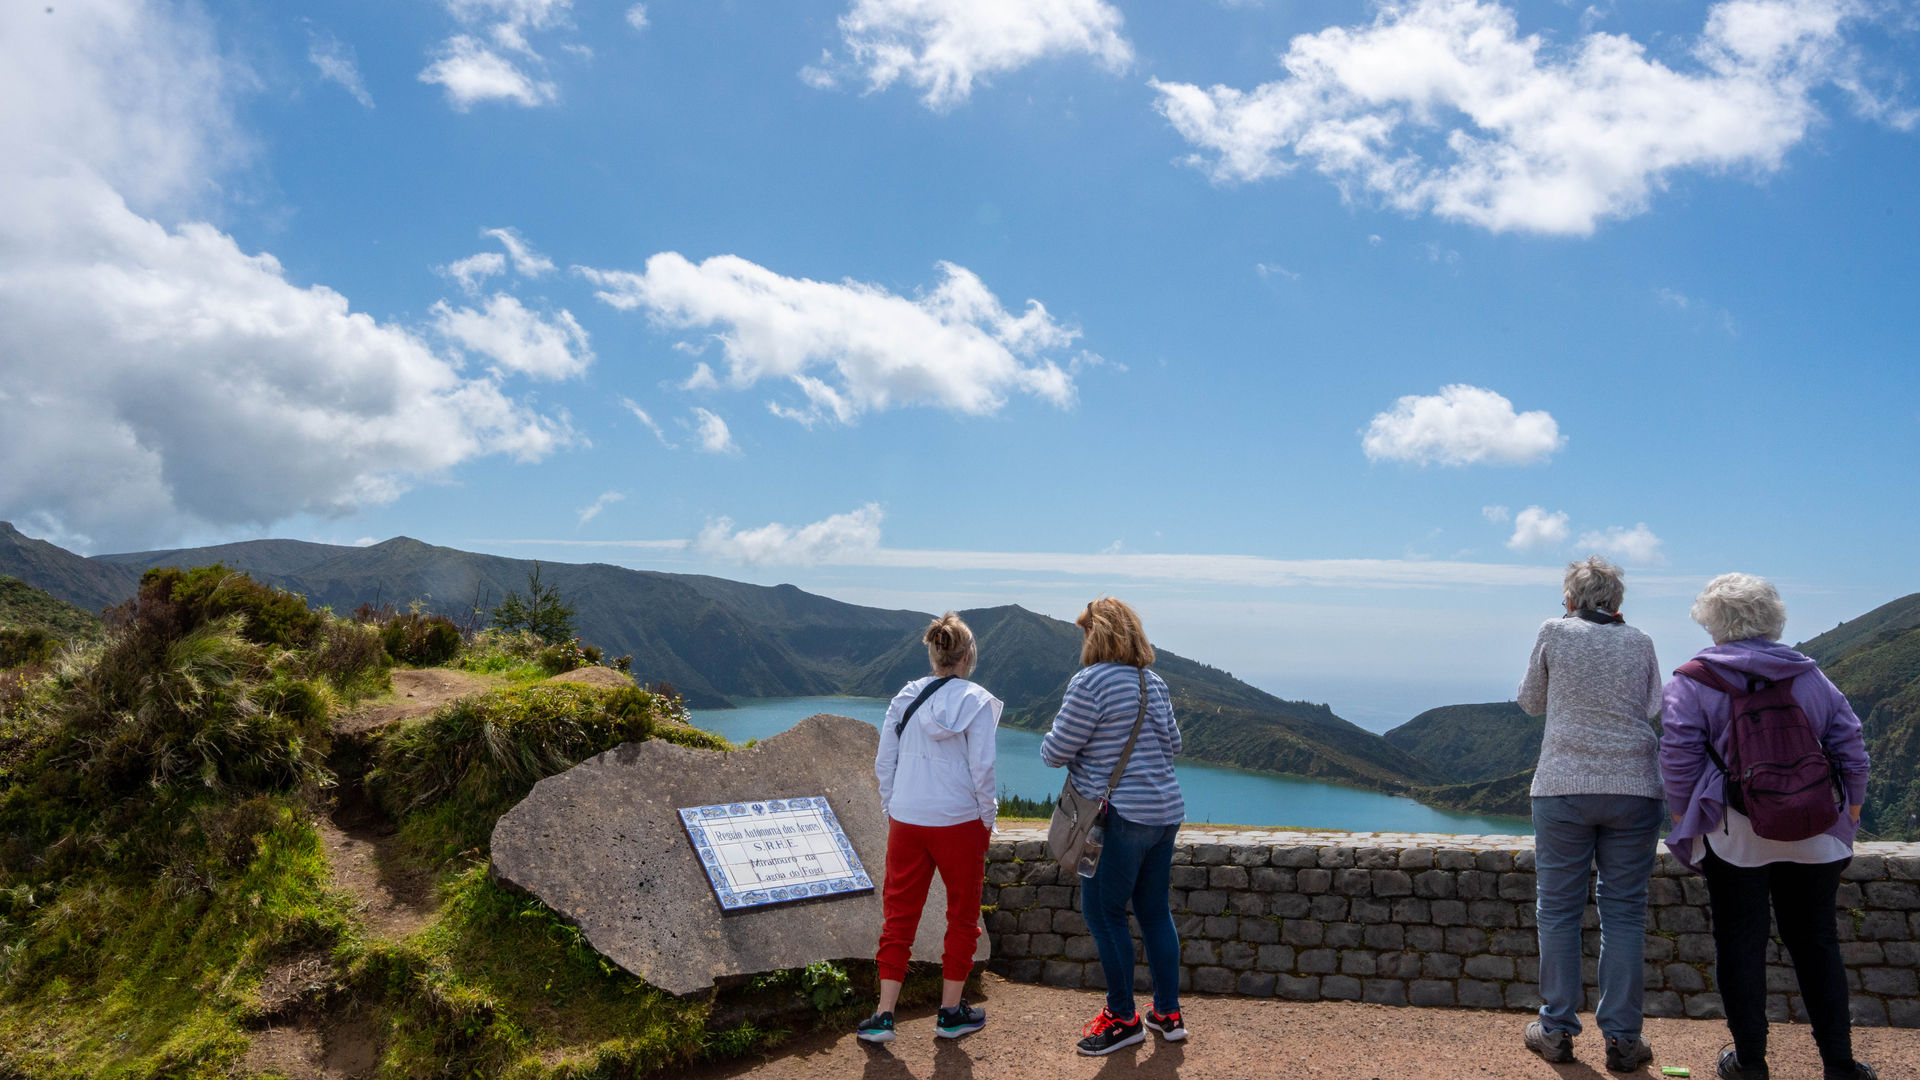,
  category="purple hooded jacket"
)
[1660,637,1871,870]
